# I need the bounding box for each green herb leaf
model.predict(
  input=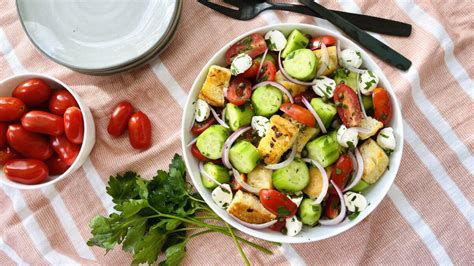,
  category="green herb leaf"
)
[160,242,186,266]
